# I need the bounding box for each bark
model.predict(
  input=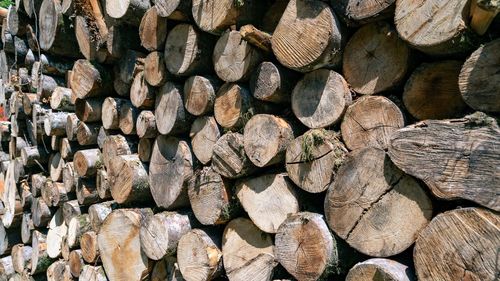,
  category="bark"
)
[117,49,145,85]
